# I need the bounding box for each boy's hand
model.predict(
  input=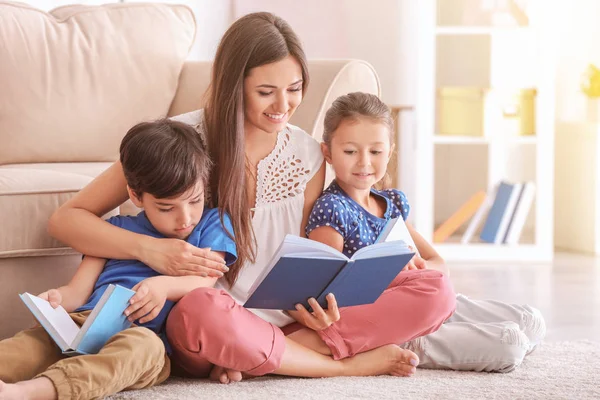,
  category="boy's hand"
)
[38,289,62,309]
[288,294,340,331]
[126,277,168,324]
[405,254,427,271]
